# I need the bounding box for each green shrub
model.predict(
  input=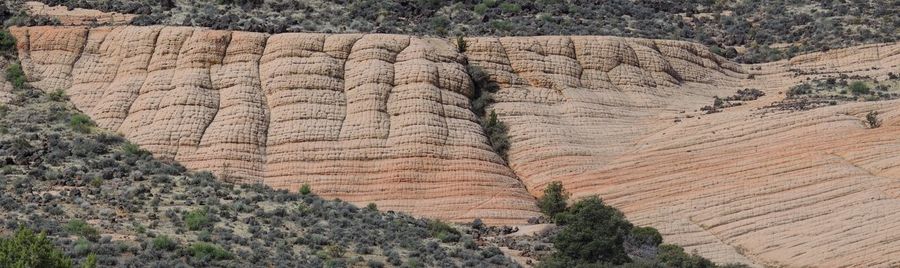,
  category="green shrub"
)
[483,111,510,160]
[189,242,232,260]
[122,142,149,157]
[427,220,461,243]
[65,219,101,242]
[499,3,521,13]
[5,63,26,89]
[786,83,813,98]
[90,177,103,188]
[325,244,346,258]
[0,31,15,52]
[72,238,91,257]
[81,253,97,268]
[537,181,568,219]
[184,208,211,231]
[473,3,488,14]
[550,196,633,265]
[48,89,67,102]
[299,183,311,195]
[152,235,178,251]
[0,228,72,268]
[69,114,94,133]
[366,203,378,211]
[456,36,466,53]
[849,81,870,95]
[629,226,663,247]
[657,244,715,268]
